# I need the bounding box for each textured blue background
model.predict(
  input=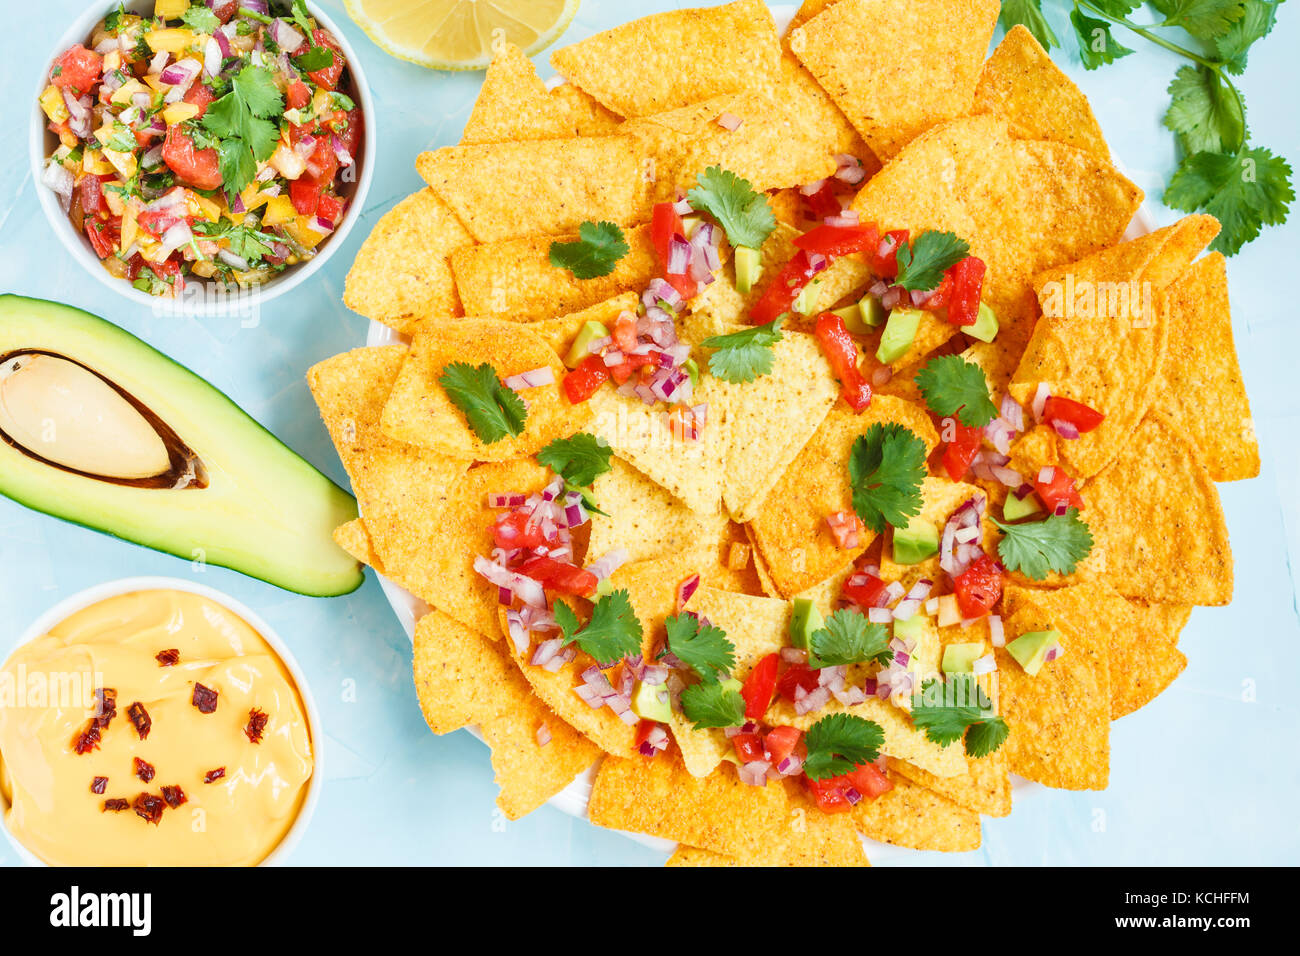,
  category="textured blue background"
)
[1,1,1297,866]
